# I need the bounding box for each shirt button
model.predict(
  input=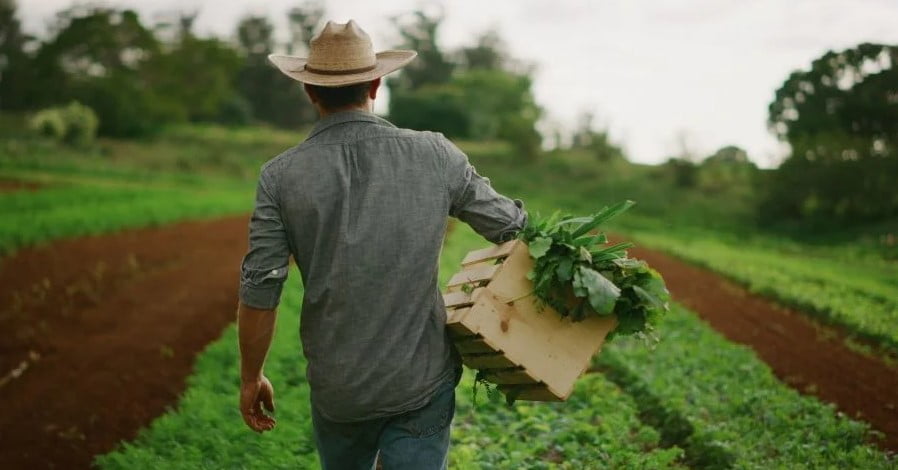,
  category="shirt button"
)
[271,269,278,275]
